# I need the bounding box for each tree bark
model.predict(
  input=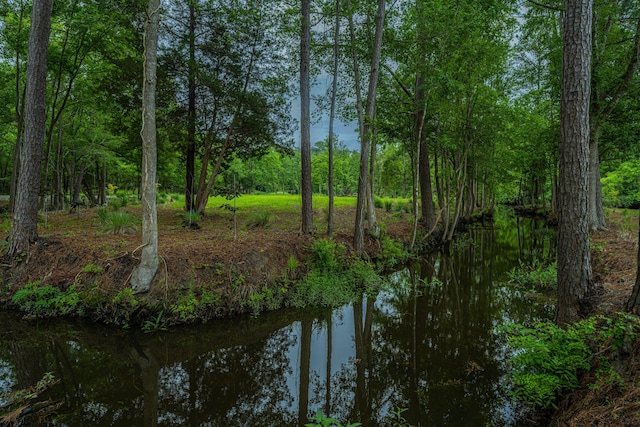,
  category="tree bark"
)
[7,0,53,258]
[354,0,384,254]
[556,0,594,326]
[327,0,340,238]
[131,0,160,294]
[185,1,196,212]
[9,4,26,215]
[300,0,313,234]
